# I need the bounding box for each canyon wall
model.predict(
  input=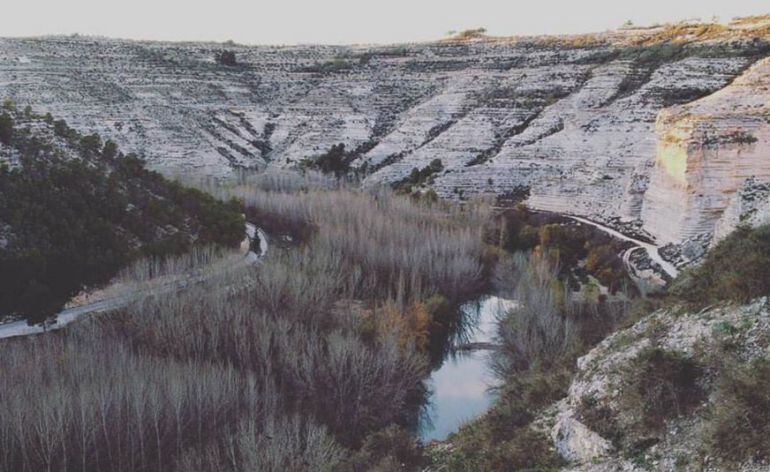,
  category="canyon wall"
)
[642,56,770,243]
[2,18,770,244]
